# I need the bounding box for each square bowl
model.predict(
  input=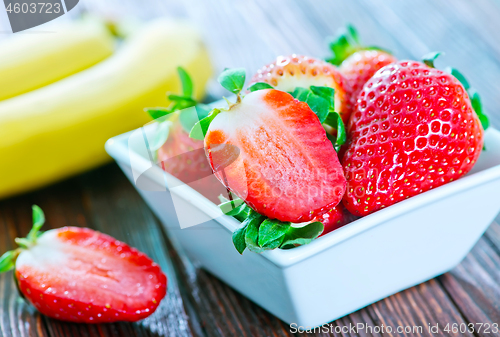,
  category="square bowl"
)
[105,109,500,328]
